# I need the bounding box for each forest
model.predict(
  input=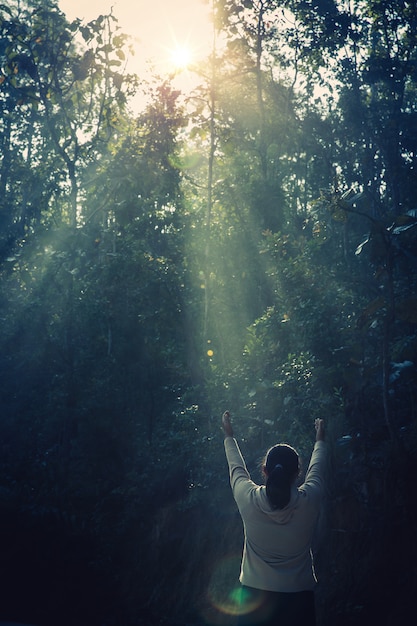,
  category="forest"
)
[0,0,416,624]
